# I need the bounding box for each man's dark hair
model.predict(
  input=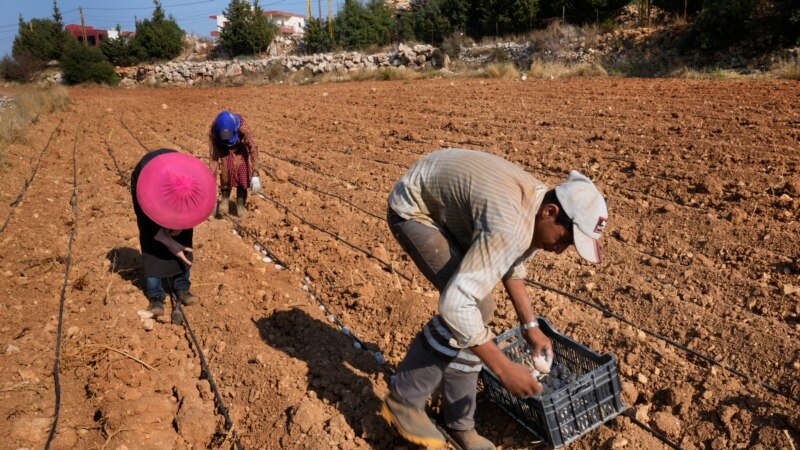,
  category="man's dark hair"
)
[543,189,572,229]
